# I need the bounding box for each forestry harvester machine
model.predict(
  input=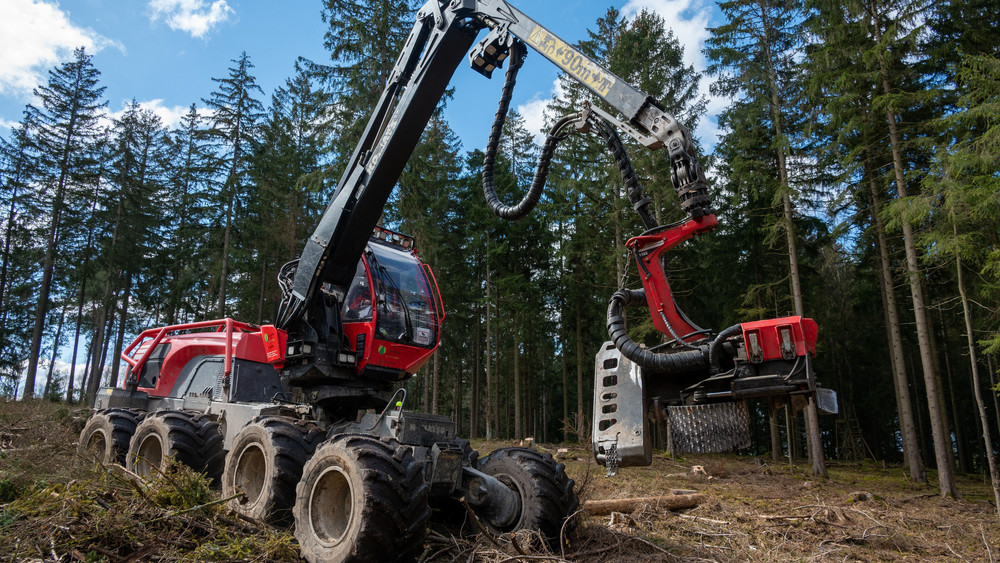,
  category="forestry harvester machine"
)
[79,0,836,560]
